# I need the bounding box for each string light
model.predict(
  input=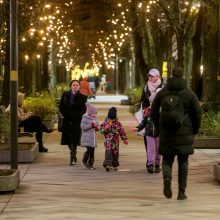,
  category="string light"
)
[0,0,202,73]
